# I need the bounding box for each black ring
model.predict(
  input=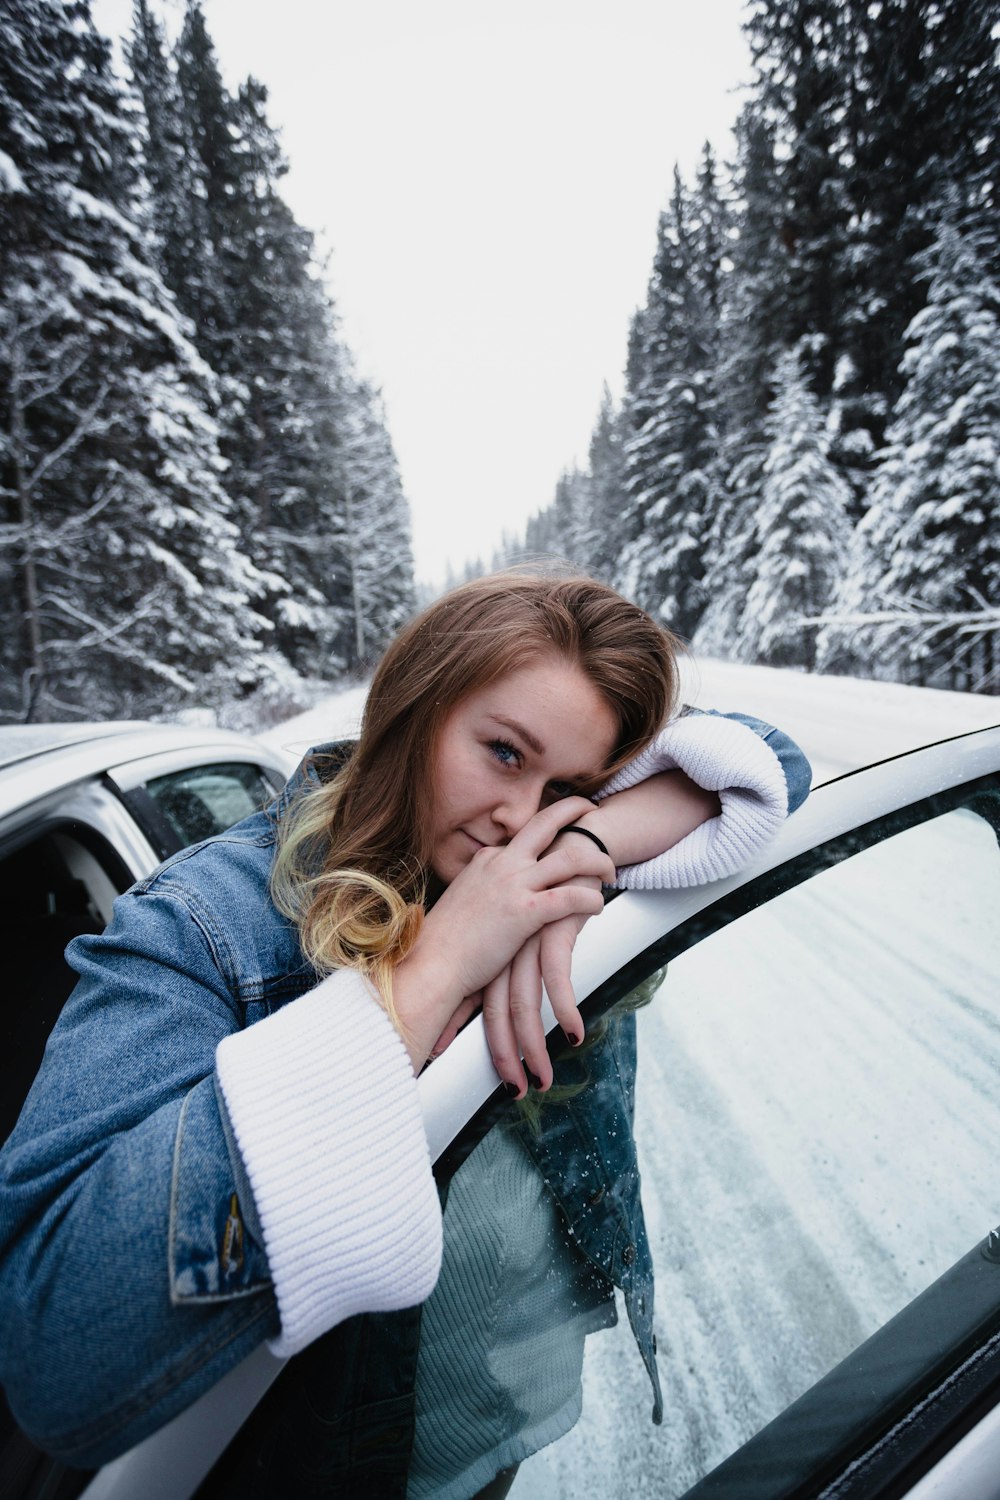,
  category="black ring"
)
[560,824,611,859]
